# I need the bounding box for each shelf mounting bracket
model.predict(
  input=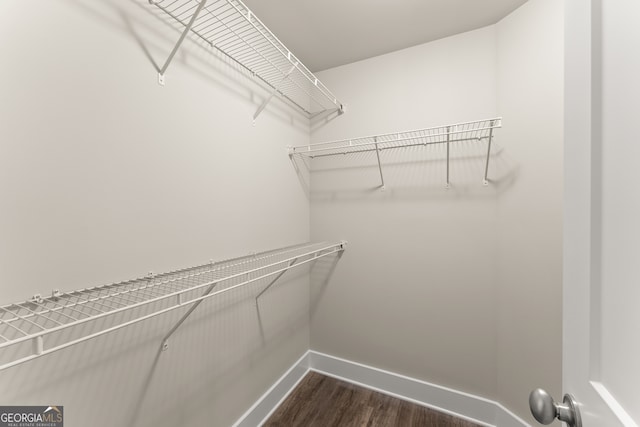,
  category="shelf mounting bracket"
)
[161,281,218,351]
[374,137,385,190]
[483,120,496,185]
[255,257,299,343]
[256,257,299,302]
[156,0,208,86]
[446,126,451,189]
[253,63,297,123]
